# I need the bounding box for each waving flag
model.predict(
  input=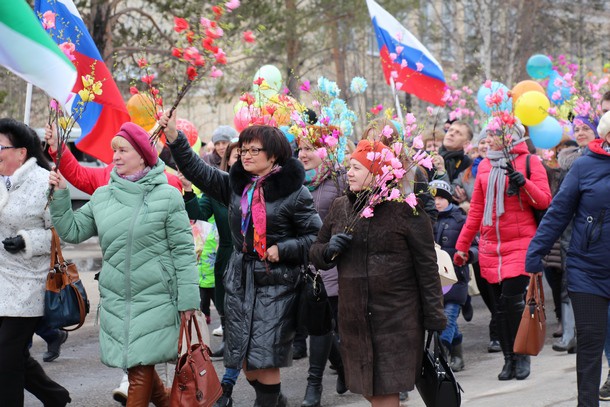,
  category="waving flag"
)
[0,0,76,104]
[366,0,446,106]
[35,0,130,163]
